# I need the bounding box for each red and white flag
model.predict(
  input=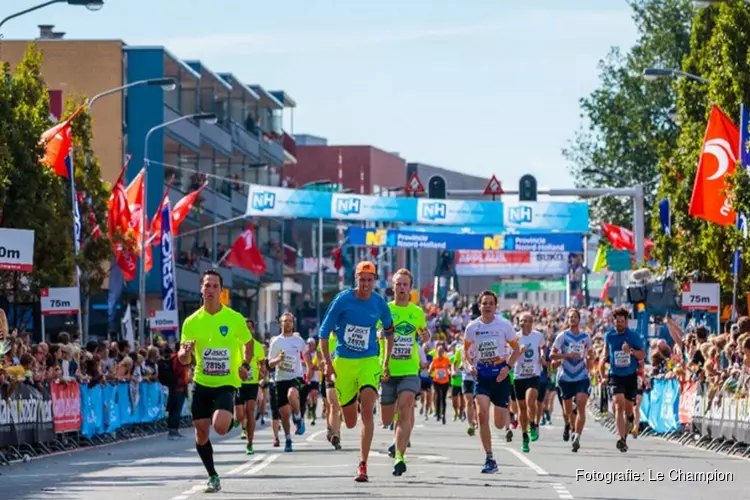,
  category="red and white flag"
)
[227,225,267,275]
